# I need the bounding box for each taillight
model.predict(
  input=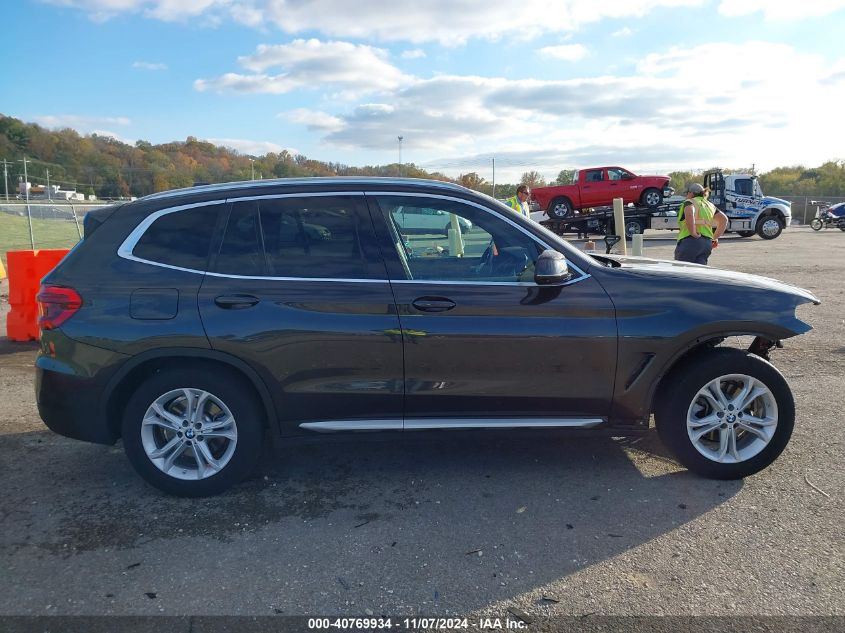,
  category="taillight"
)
[36,286,82,330]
